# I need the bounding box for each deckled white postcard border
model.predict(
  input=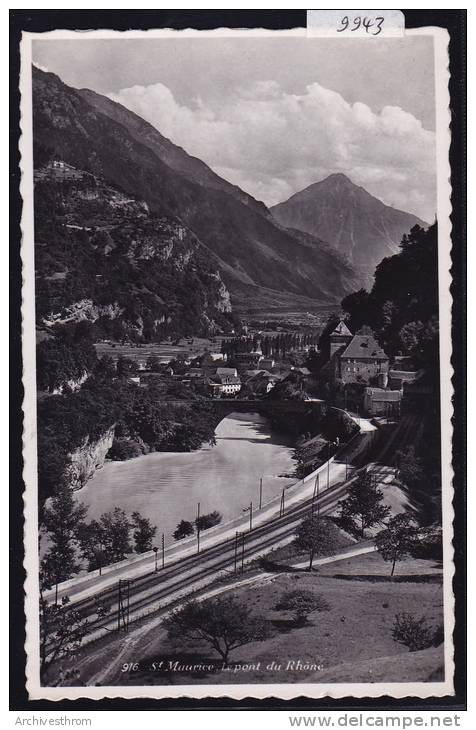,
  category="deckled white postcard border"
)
[19,25,454,701]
